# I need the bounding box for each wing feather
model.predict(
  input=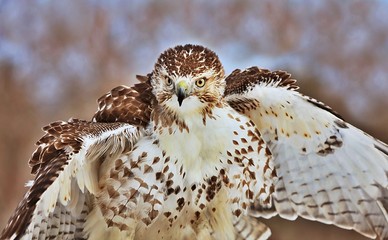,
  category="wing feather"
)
[2,77,155,239]
[93,78,156,126]
[234,216,271,240]
[225,67,388,239]
[1,119,142,239]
